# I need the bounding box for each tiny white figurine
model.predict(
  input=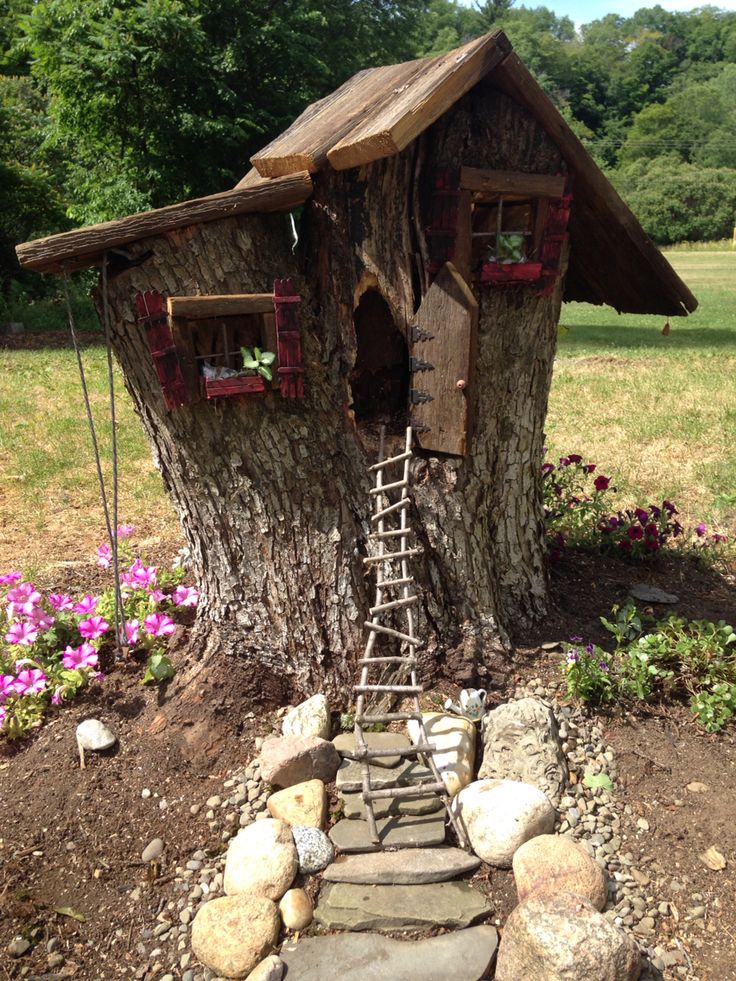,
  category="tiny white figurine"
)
[444,687,487,722]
